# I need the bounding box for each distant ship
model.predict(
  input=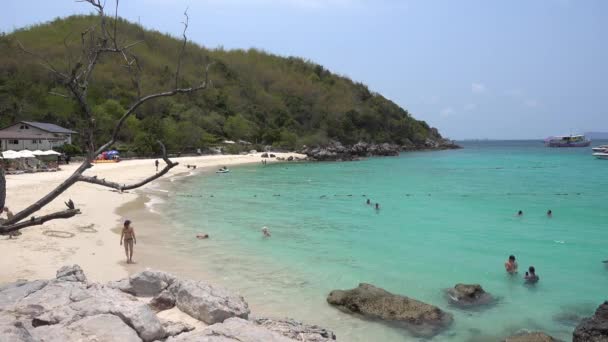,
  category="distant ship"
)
[544,135,591,148]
